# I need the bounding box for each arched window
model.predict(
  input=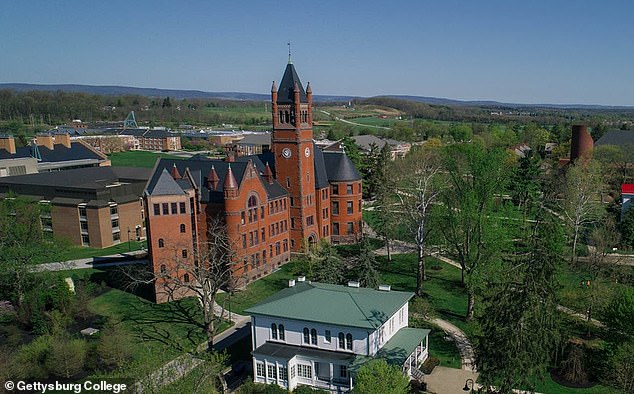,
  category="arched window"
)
[311,328,317,345]
[346,333,353,350]
[248,195,258,208]
[279,110,283,124]
[271,323,278,340]
[183,273,190,283]
[303,327,310,344]
[158,238,164,248]
[338,332,345,349]
[180,224,186,233]
[278,324,285,340]
[285,111,290,123]
[160,264,166,274]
